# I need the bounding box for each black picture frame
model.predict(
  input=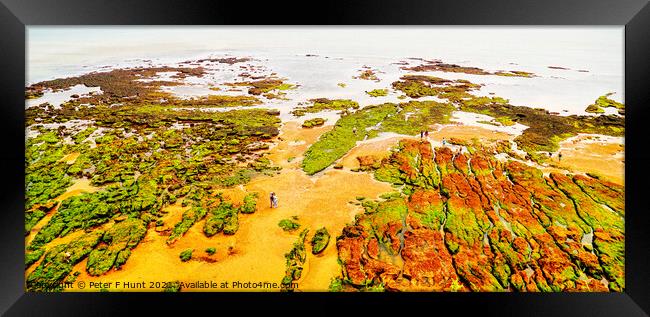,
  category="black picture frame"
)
[1,0,649,315]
